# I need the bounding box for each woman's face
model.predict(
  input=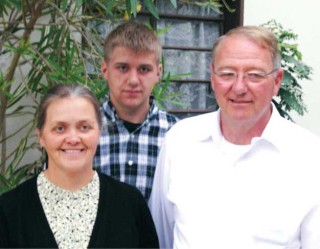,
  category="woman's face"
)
[37,96,100,176]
